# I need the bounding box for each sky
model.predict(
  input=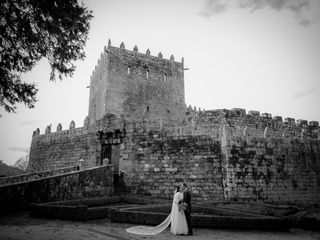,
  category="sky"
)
[1,0,320,166]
